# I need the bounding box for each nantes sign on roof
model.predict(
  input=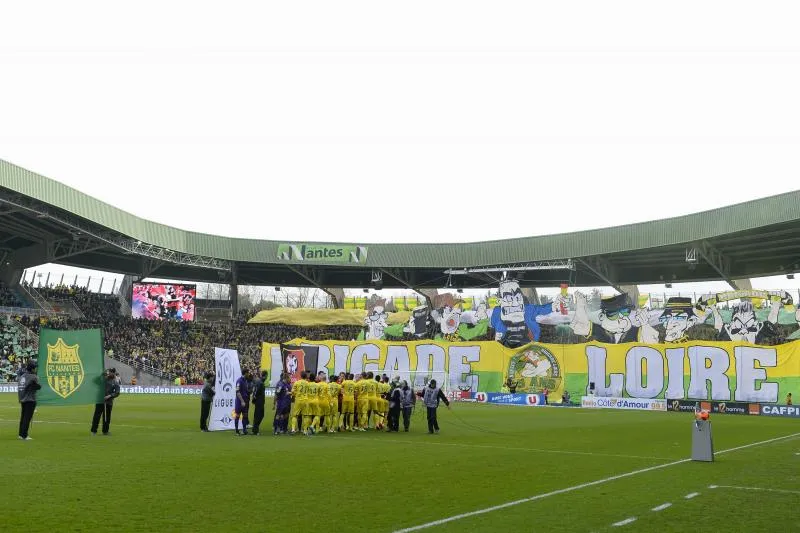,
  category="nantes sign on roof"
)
[277,244,368,264]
